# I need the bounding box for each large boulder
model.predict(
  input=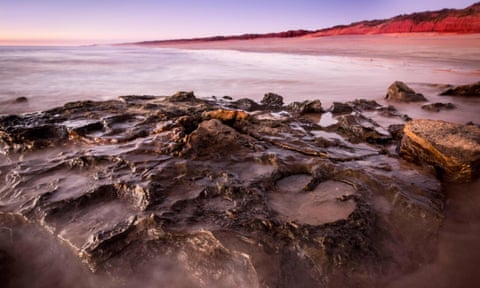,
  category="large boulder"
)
[385,81,427,102]
[400,119,480,182]
[440,81,480,97]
